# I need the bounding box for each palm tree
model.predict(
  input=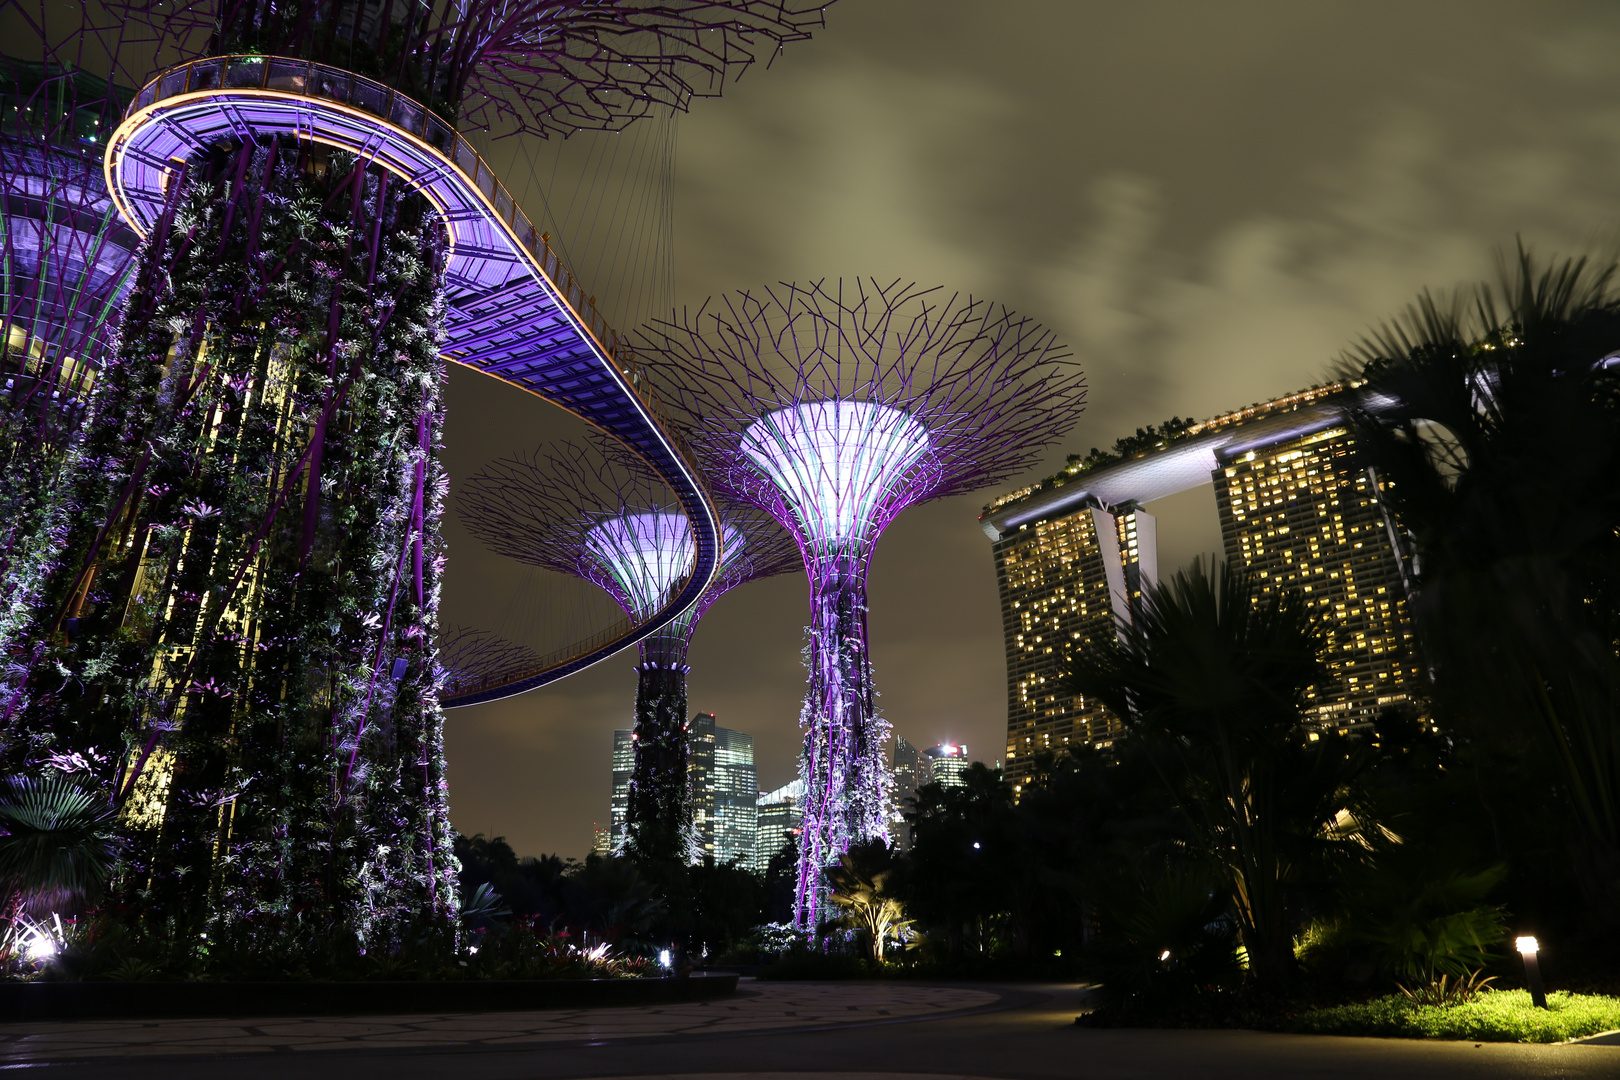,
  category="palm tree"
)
[1069,559,1369,988]
[1346,246,1620,905]
[0,773,119,919]
[827,840,910,963]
